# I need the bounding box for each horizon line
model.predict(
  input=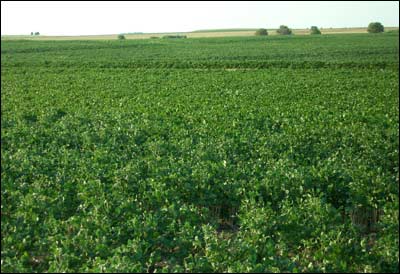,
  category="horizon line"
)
[2,26,399,37]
